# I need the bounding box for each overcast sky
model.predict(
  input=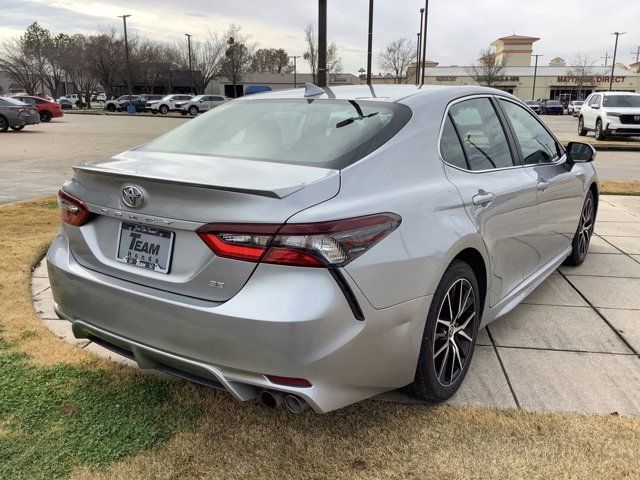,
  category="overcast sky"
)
[1,0,639,73]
